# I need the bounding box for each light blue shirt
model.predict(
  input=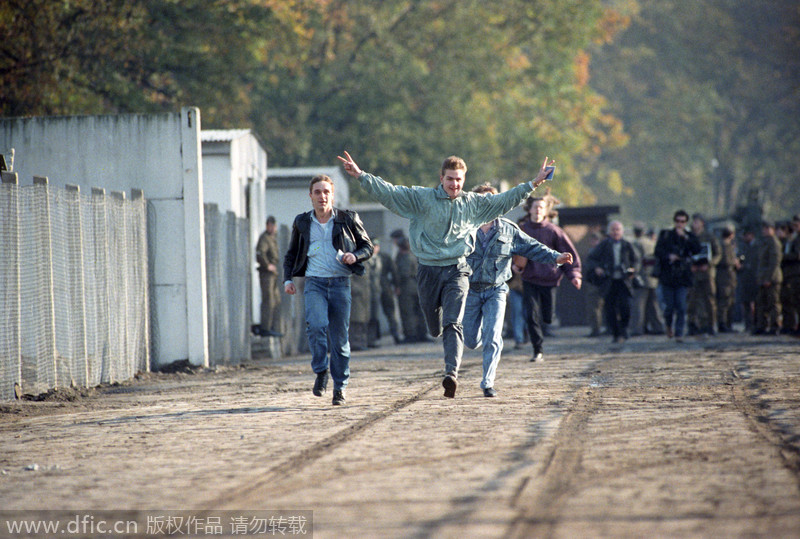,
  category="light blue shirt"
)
[306,210,351,278]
